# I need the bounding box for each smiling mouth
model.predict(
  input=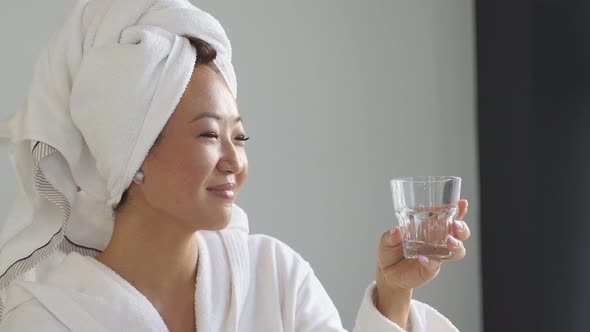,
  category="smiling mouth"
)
[207,188,235,200]
[206,181,236,201]
[207,182,236,191]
